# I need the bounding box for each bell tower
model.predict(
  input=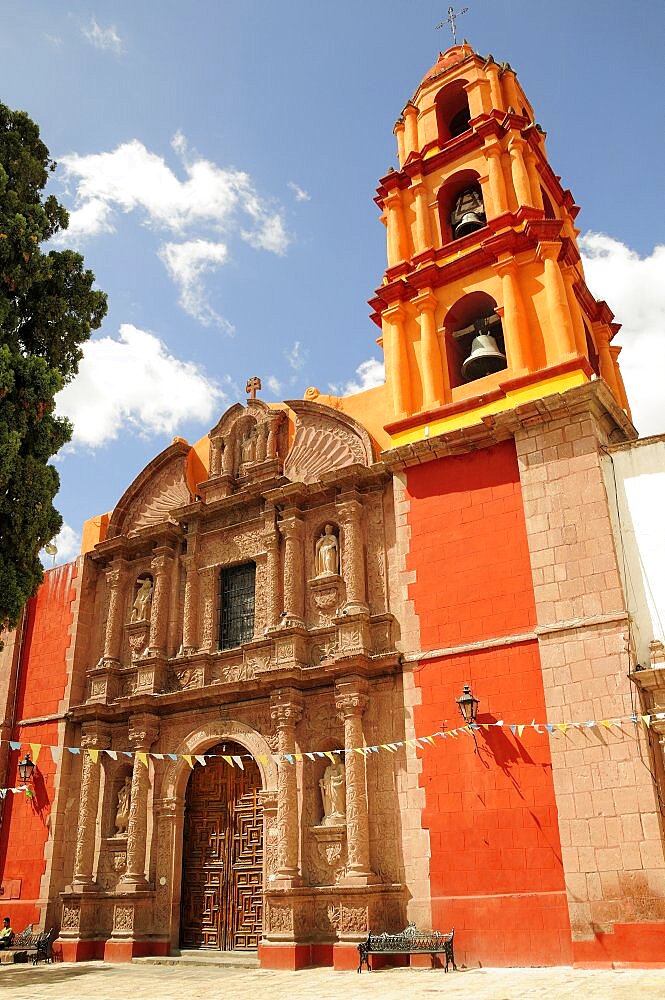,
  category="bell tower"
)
[369,43,630,445]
